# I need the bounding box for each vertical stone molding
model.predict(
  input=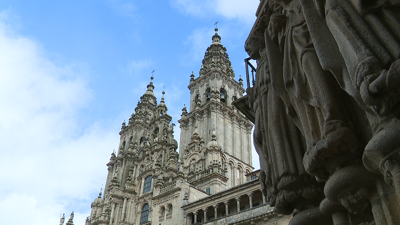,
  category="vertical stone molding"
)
[248,193,253,209]
[213,205,218,220]
[236,197,241,213]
